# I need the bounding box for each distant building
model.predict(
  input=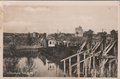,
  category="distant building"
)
[75,26,83,37]
[48,40,56,47]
